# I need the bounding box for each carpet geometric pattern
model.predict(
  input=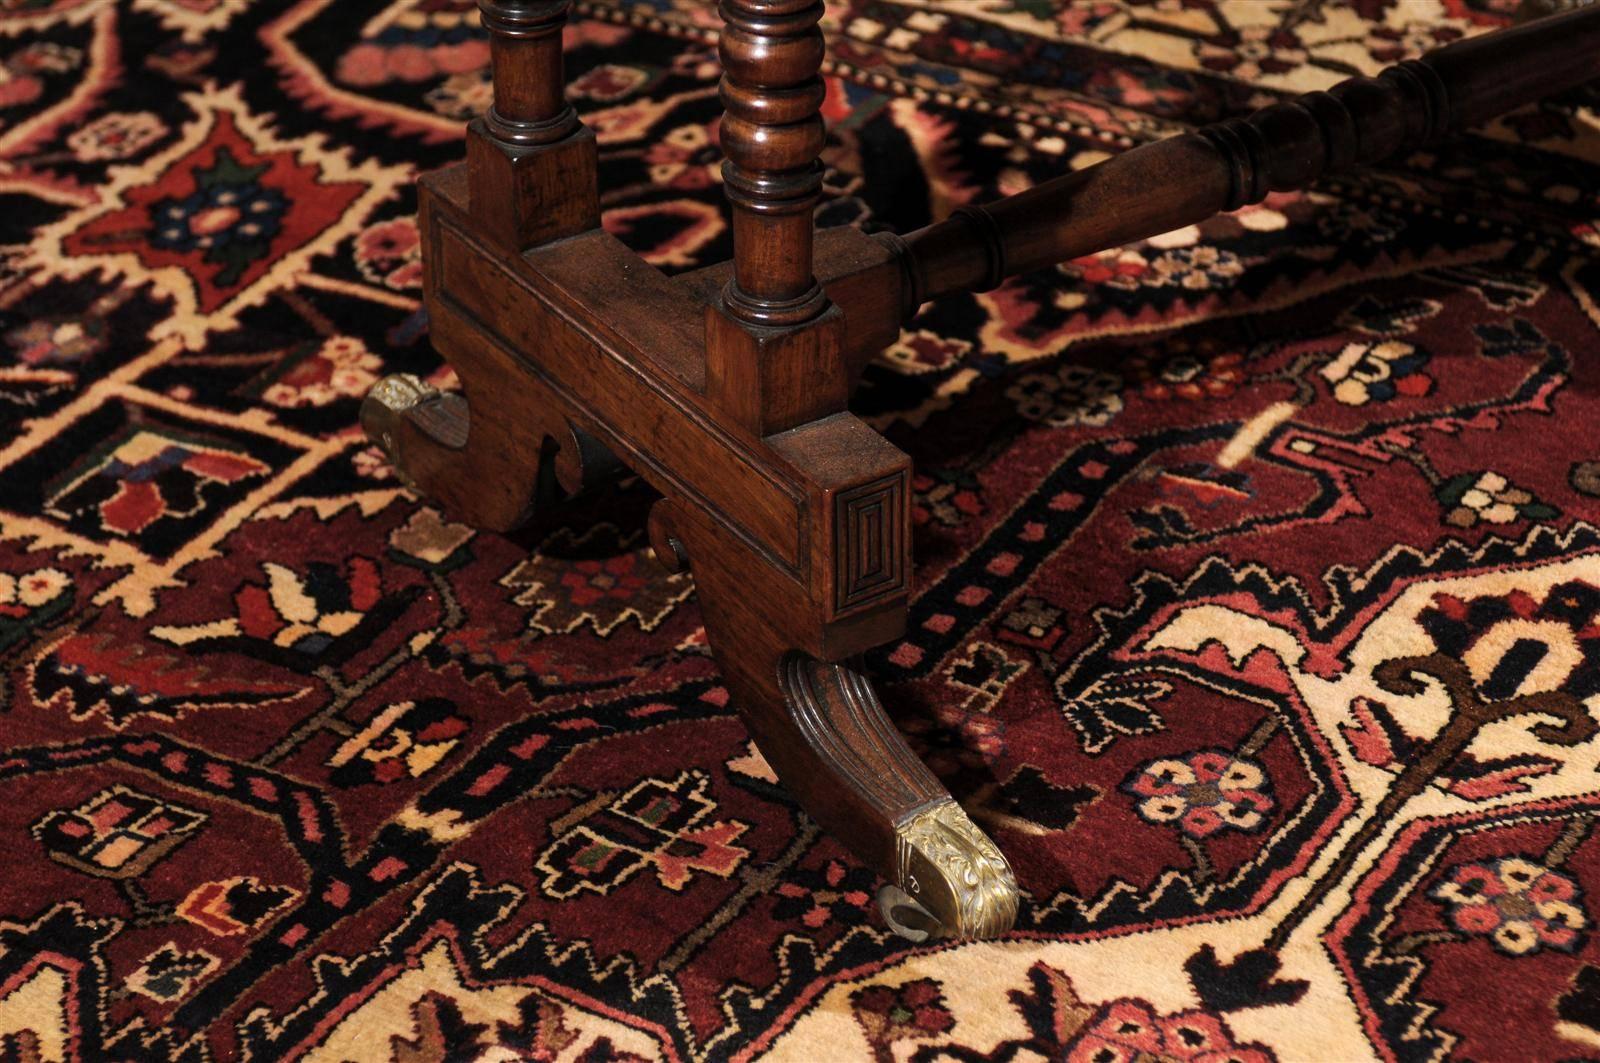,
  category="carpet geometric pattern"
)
[2,1,1599,1058]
